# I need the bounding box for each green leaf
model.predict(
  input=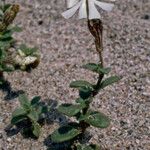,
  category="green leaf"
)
[0,79,3,85]
[100,76,121,89]
[41,106,48,114]
[0,49,3,58]
[18,94,31,110]
[3,4,11,12]
[0,31,12,40]
[32,121,41,138]
[20,44,37,56]
[11,115,26,124]
[28,110,39,121]
[0,10,4,18]
[34,105,42,115]
[31,96,40,106]
[84,111,110,128]
[82,63,111,74]
[35,105,48,115]
[77,144,100,150]
[58,104,84,117]
[1,64,14,72]
[0,40,12,50]
[76,98,92,108]
[78,113,89,122]
[12,108,27,118]
[0,35,13,42]
[76,98,84,104]
[51,125,81,143]
[70,80,94,92]
[79,89,92,99]
[10,26,22,32]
